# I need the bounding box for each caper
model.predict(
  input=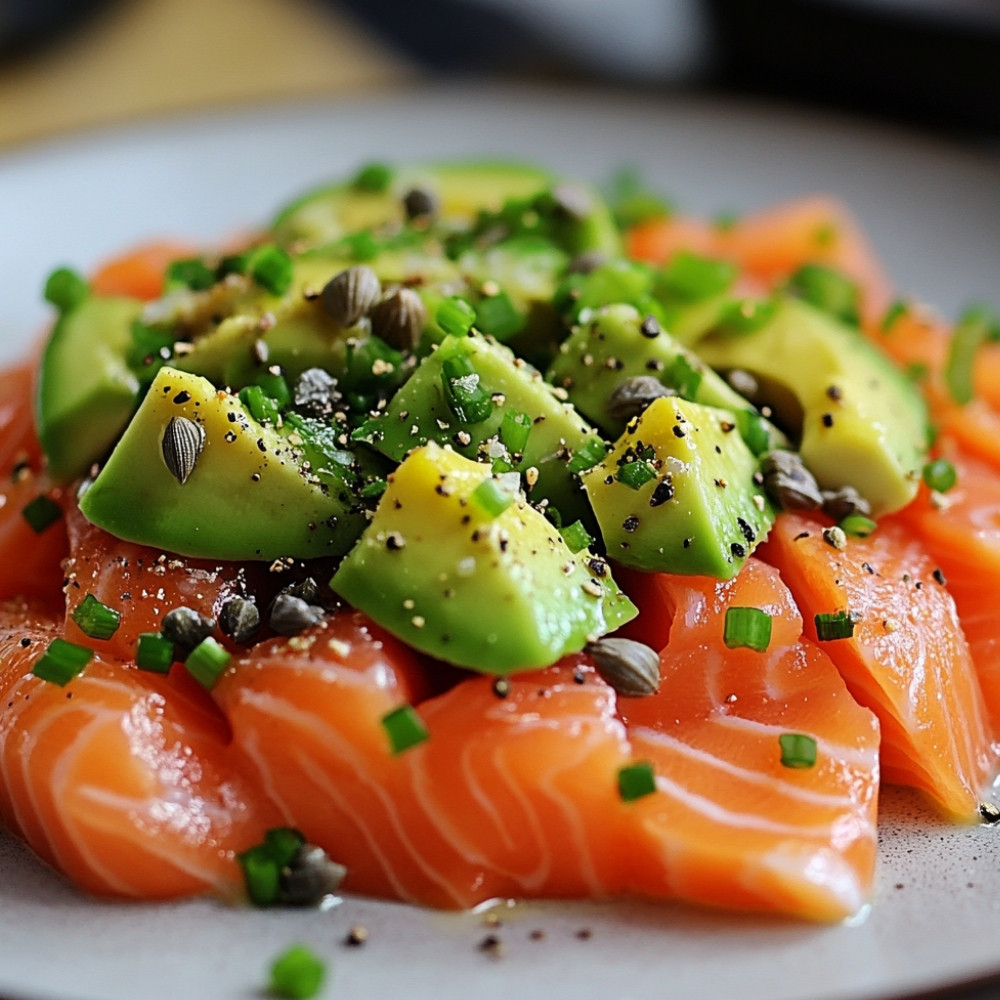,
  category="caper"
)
[269,593,325,637]
[370,287,426,351]
[402,187,436,221]
[606,375,675,423]
[219,597,260,645]
[821,486,871,521]
[161,606,216,651]
[585,636,660,697]
[320,265,381,328]
[761,450,823,511]
[279,843,347,906]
